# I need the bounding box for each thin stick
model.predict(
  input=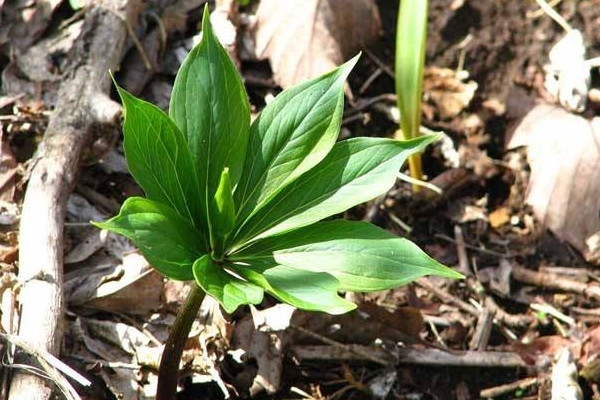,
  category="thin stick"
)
[434,234,511,258]
[533,0,572,32]
[512,266,600,300]
[292,345,526,368]
[480,377,539,398]
[363,48,394,79]
[1,333,88,400]
[416,279,480,317]
[290,324,391,367]
[454,225,470,275]
[469,308,495,351]
[527,0,562,18]
[397,172,443,194]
